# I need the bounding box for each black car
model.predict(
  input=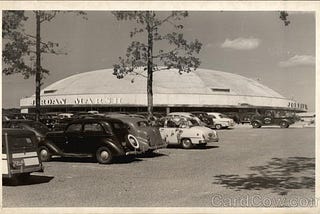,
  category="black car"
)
[39,118,144,164]
[250,111,296,128]
[190,111,215,129]
[2,128,43,182]
[3,120,49,143]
